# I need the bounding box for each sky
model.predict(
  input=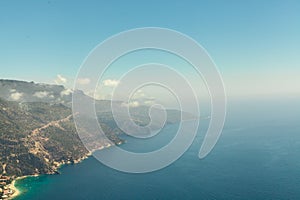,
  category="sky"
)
[0,0,299,100]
